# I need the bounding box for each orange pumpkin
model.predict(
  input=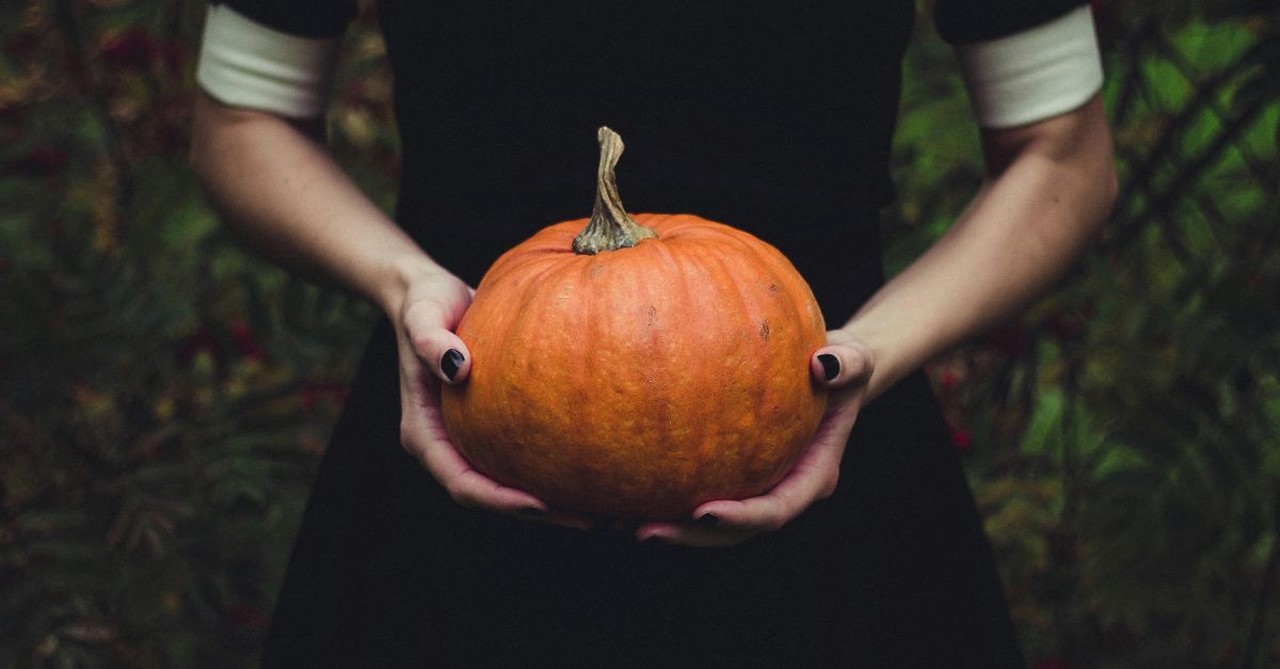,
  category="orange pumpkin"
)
[440,128,827,519]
